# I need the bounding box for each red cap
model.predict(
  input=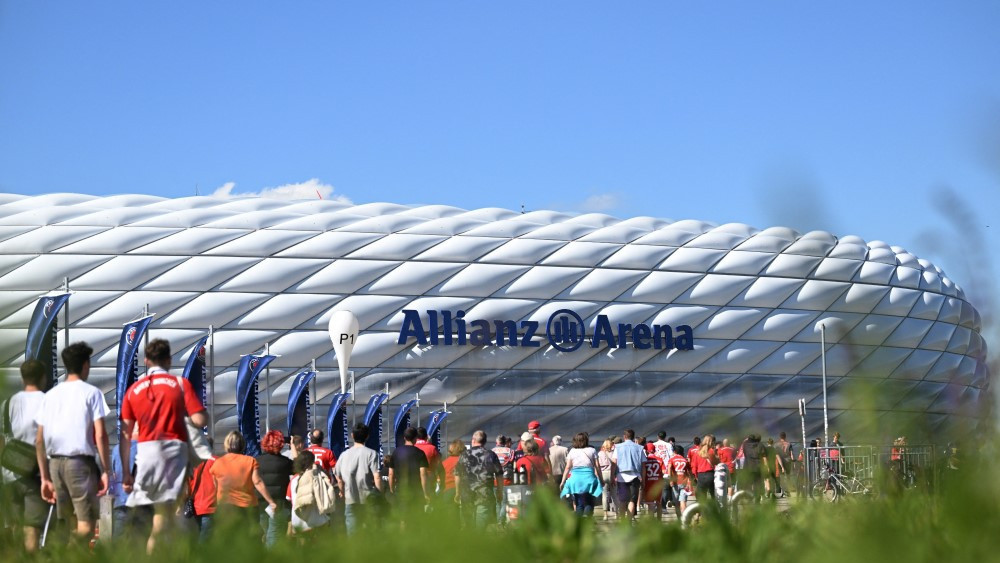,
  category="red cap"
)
[645,442,656,453]
[528,420,541,430]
